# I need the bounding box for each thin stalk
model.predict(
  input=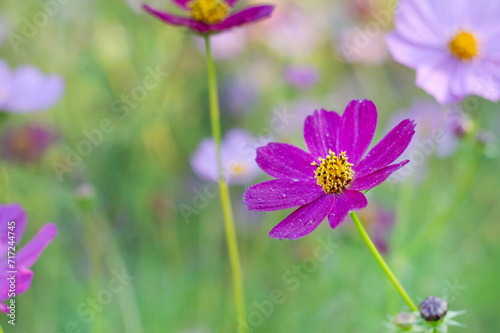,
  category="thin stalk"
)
[350,211,418,311]
[204,35,246,323]
[0,322,3,333]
